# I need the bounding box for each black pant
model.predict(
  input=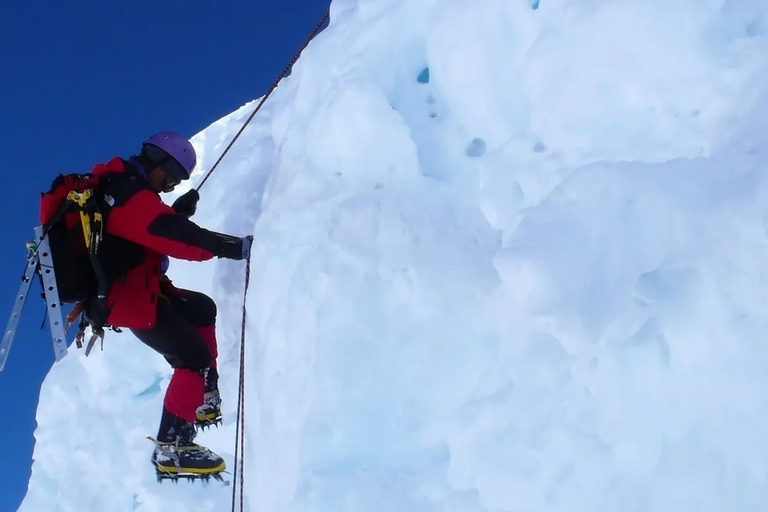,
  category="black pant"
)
[131,288,218,387]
